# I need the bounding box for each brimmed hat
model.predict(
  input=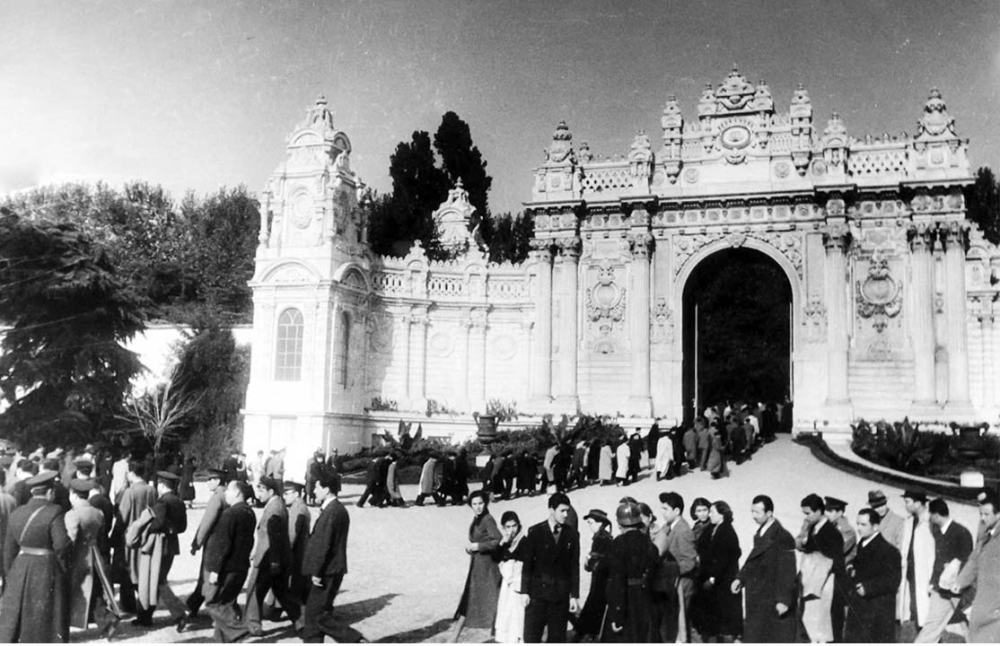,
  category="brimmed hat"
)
[867,490,888,507]
[583,509,611,527]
